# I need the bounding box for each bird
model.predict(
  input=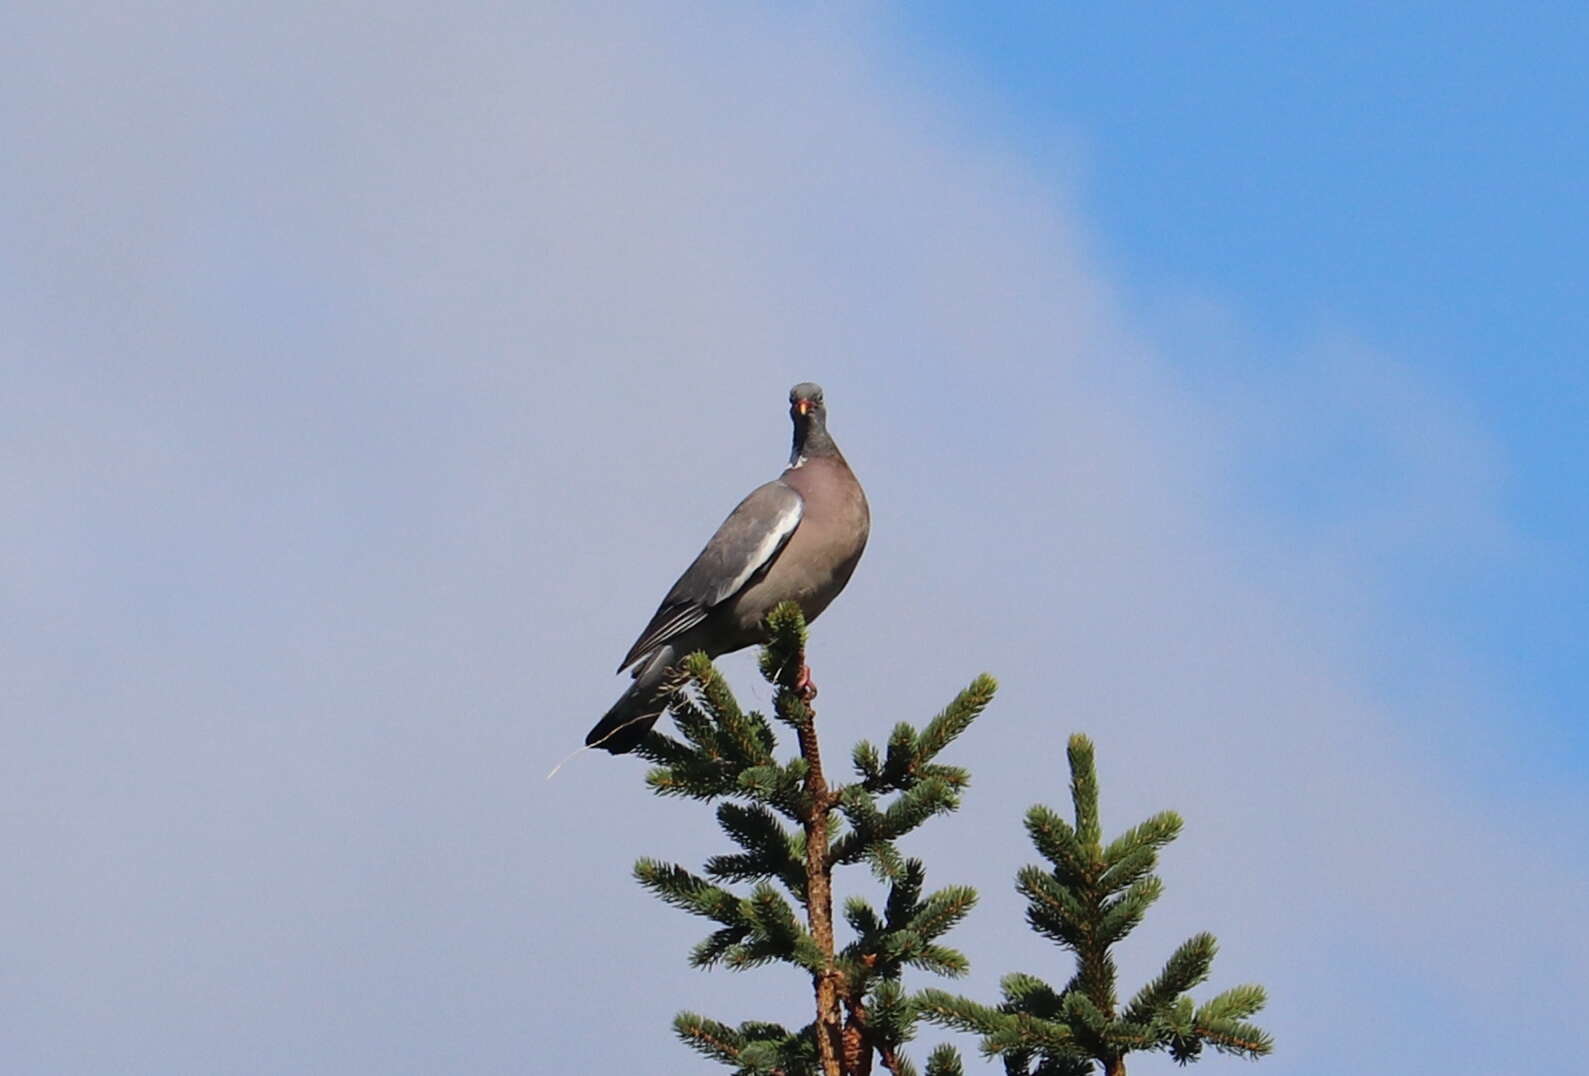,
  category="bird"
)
[586,382,870,754]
